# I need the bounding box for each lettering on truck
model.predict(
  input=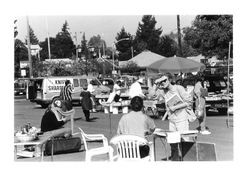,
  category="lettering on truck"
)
[47,79,67,92]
